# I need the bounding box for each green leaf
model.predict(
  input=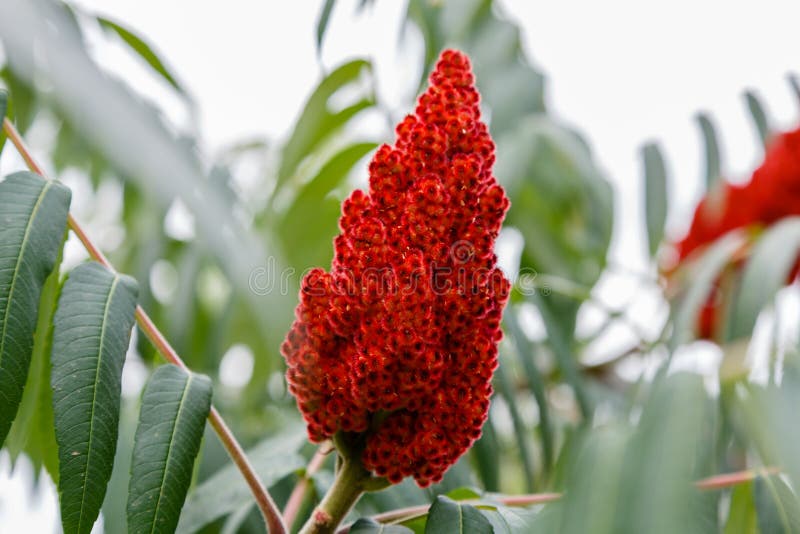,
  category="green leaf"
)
[754,475,800,534]
[351,517,415,534]
[276,59,374,192]
[127,365,213,534]
[495,349,536,491]
[424,495,493,534]
[724,480,757,534]
[556,427,629,534]
[479,504,540,534]
[531,291,590,418]
[445,487,482,501]
[97,16,185,95]
[744,90,771,148]
[642,143,668,257]
[0,89,7,154]
[278,142,377,270]
[0,66,38,134]
[504,309,553,471]
[668,230,745,350]
[724,218,800,342]
[51,261,138,534]
[4,231,65,481]
[497,116,613,291]
[316,0,337,54]
[470,413,500,491]
[0,172,71,446]
[175,427,306,533]
[613,374,713,534]
[789,74,800,106]
[695,113,722,191]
